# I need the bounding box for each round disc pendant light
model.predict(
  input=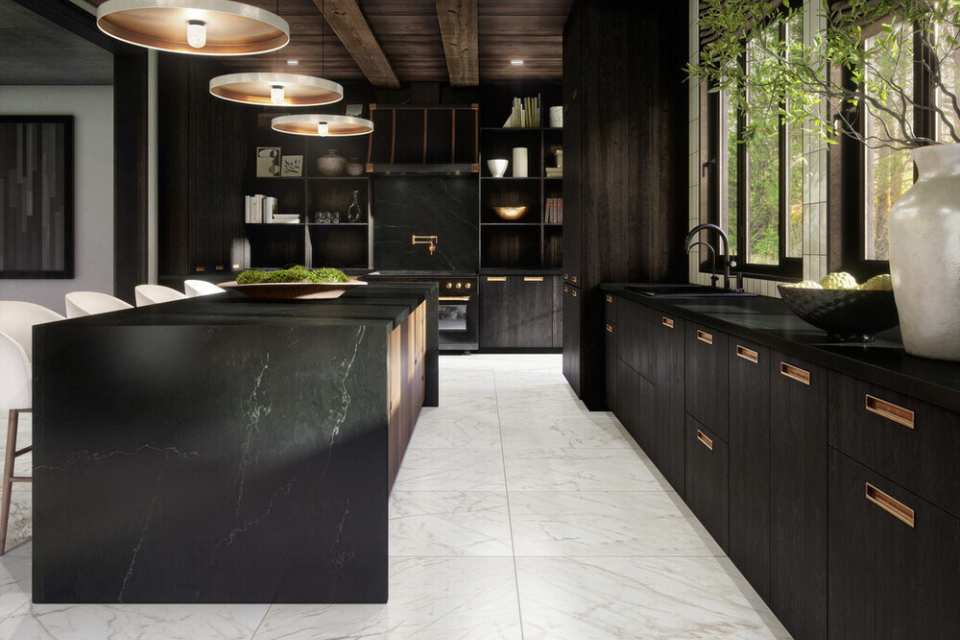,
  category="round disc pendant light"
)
[210,73,343,107]
[96,0,290,56]
[271,114,374,137]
